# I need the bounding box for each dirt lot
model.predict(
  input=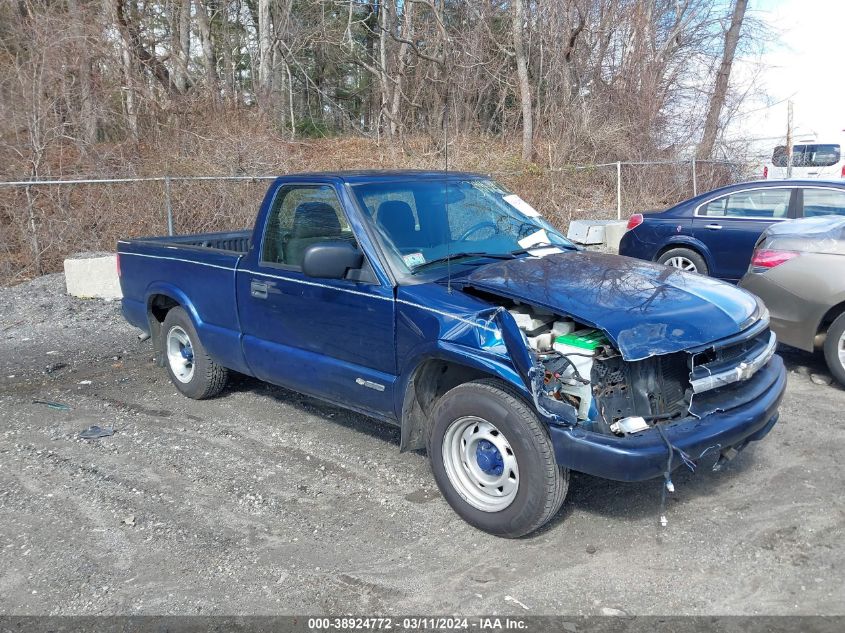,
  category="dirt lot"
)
[1,274,844,616]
